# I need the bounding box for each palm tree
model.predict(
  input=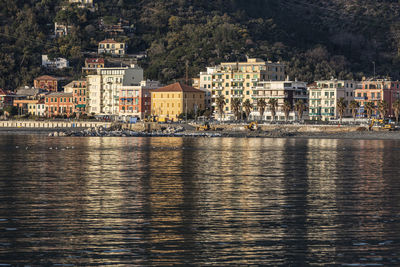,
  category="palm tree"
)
[231,98,241,121]
[282,100,292,122]
[392,99,400,124]
[377,100,389,119]
[215,95,226,121]
[257,98,267,121]
[268,98,278,121]
[364,101,375,120]
[336,97,347,124]
[349,100,359,122]
[243,99,252,121]
[294,100,306,121]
